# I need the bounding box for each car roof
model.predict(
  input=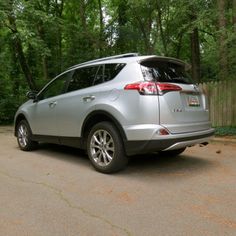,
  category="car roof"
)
[68,53,186,70]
